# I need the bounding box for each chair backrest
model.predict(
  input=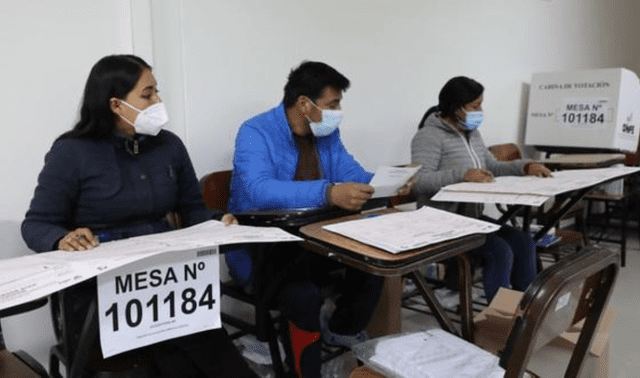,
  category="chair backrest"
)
[499,246,620,377]
[488,143,522,162]
[0,298,49,377]
[200,170,232,212]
